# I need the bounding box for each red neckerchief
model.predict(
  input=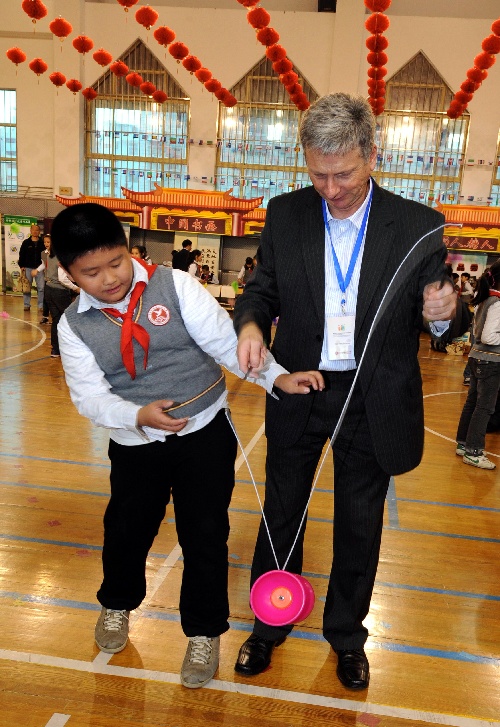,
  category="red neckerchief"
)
[488,290,500,299]
[102,259,157,379]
